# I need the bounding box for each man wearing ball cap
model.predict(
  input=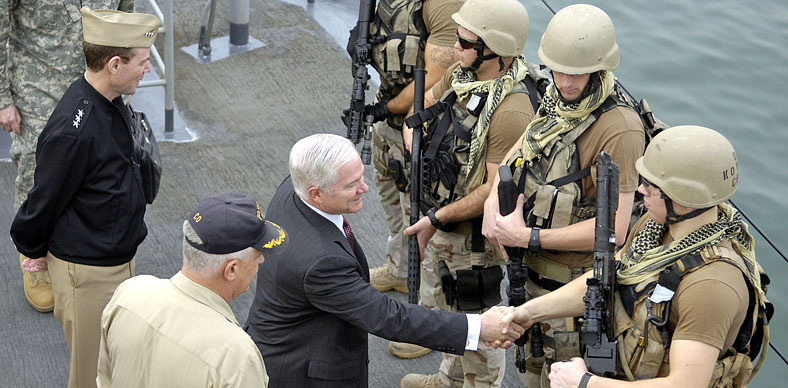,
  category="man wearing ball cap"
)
[10,8,160,388]
[98,192,287,387]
